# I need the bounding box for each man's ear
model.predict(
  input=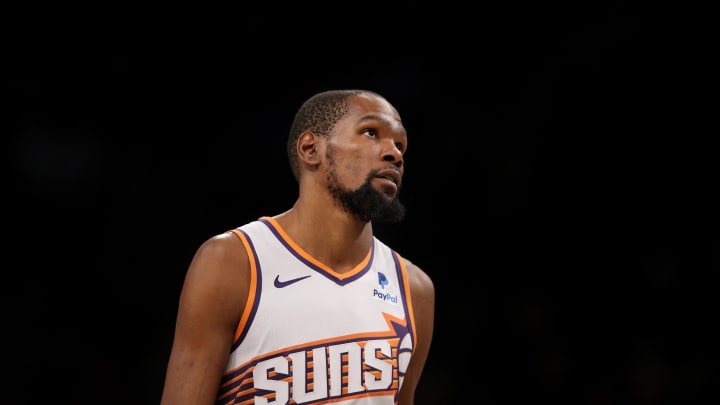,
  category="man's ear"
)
[297,130,322,168]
